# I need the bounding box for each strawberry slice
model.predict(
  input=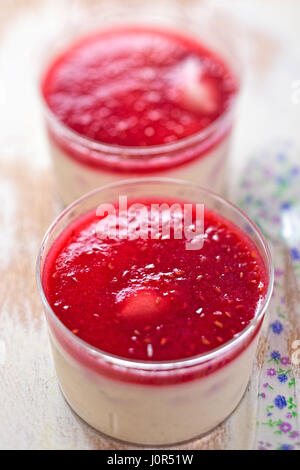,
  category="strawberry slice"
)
[177,58,220,115]
[120,289,168,320]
